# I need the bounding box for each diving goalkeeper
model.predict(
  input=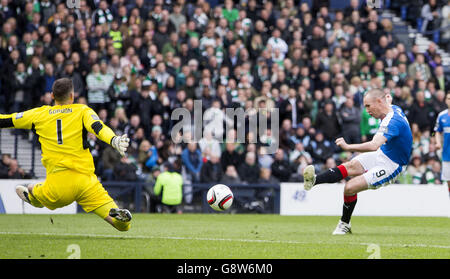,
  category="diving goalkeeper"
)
[0,78,132,231]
